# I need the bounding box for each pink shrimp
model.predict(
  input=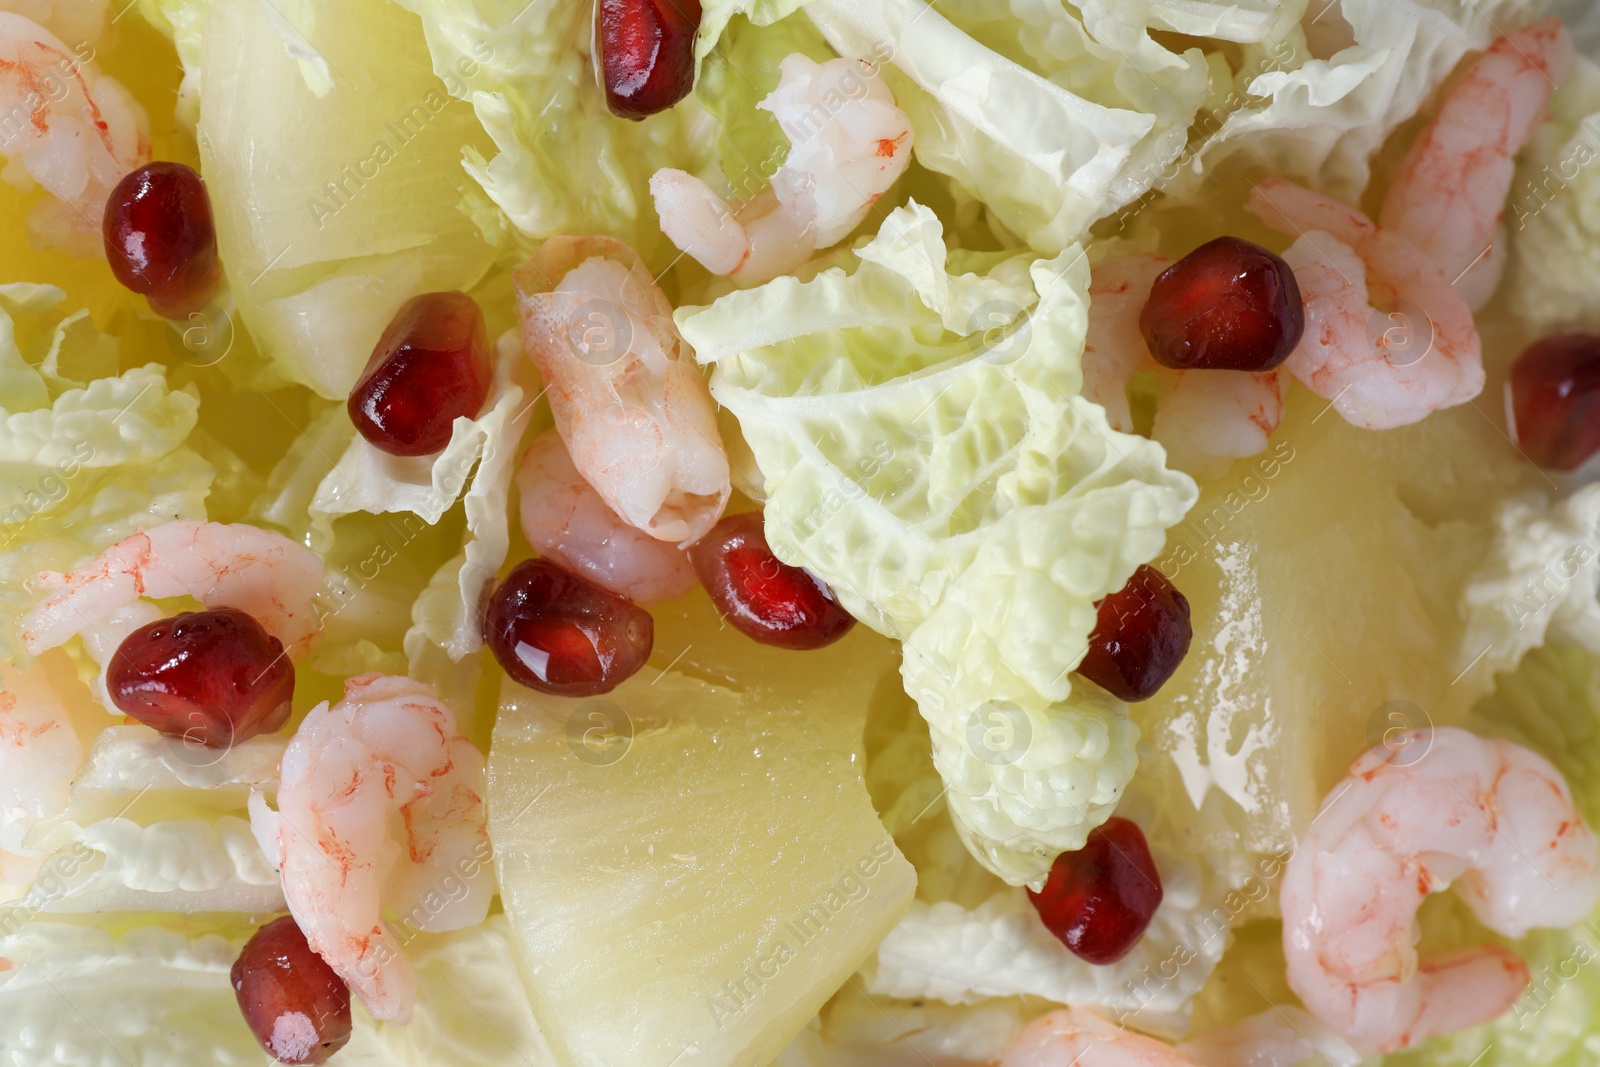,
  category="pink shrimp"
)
[1083,255,1285,470]
[248,674,492,1024]
[1379,18,1575,311]
[1281,727,1600,1052]
[998,1007,1360,1067]
[1247,177,1484,429]
[651,54,912,284]
[516,235,730,546]
[0,11,149,254]
[516,429,696,604]
[0,653,86,885]
[20,520,325,660]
